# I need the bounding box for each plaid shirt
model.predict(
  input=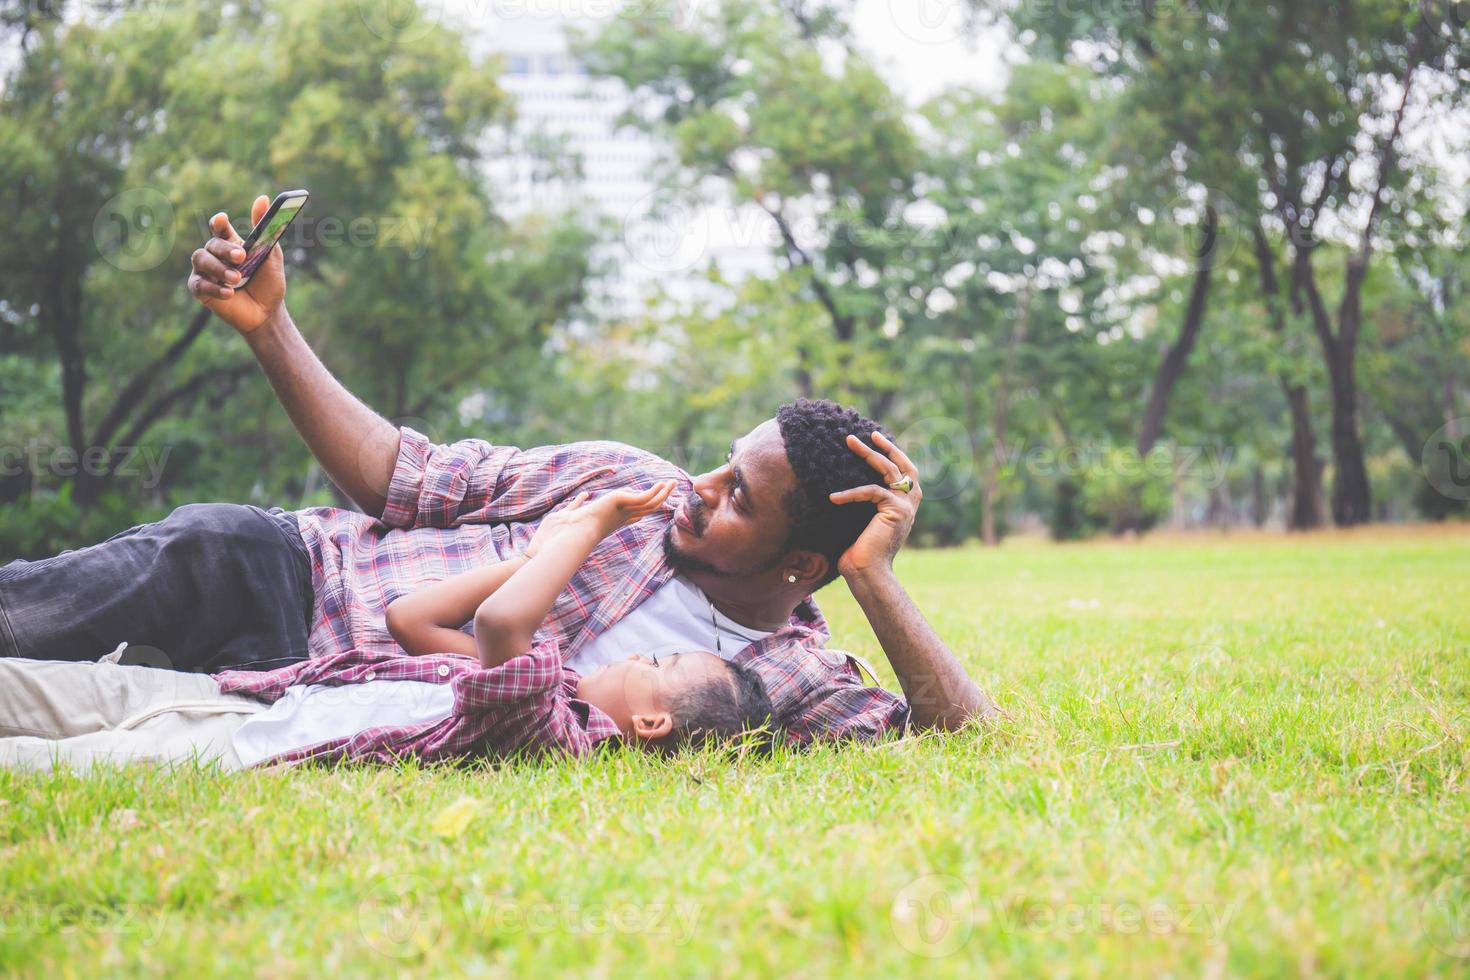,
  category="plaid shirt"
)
[289,426,908,744]
[215,642,619,766]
